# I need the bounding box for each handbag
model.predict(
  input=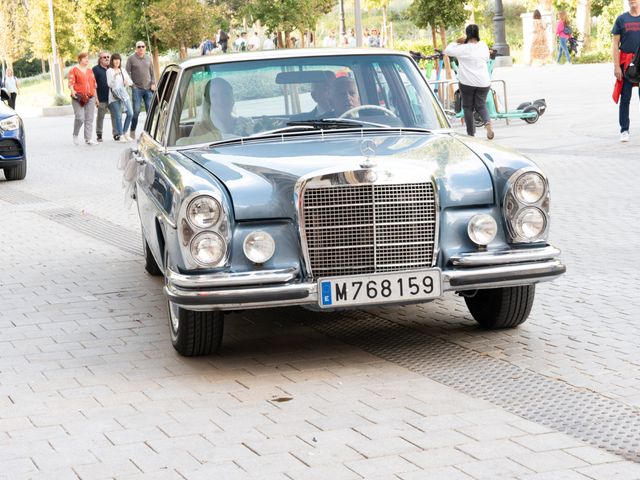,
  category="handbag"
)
[625,48,640,83]
[111,71,130,102]
[563,25,572,36]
